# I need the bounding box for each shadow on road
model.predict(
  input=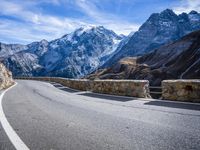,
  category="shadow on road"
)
[59,87,80,93]
[50,82,134,101]
[79,93,135,102]
[53,84,63,88]
[144,101,200,111]
[51,83,80,93]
